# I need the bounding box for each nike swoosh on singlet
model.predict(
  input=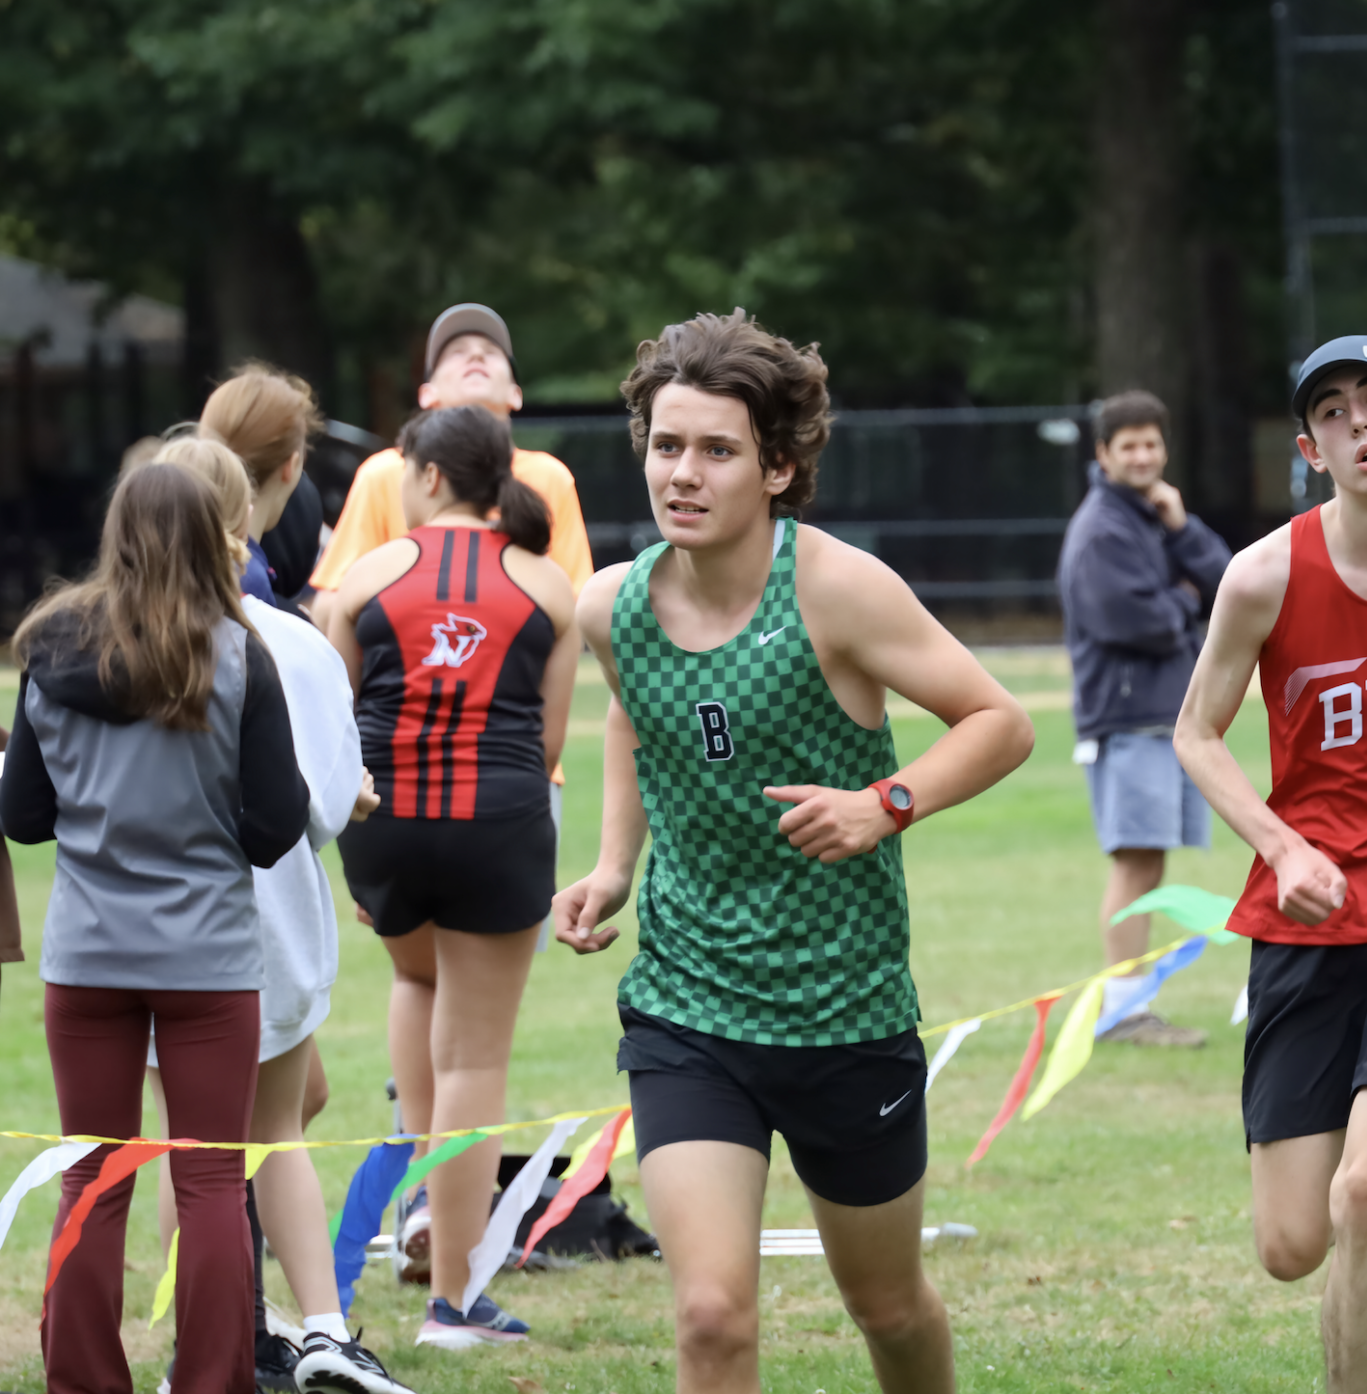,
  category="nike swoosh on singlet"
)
[879,1090,913,1117]
[757,628,787,645]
